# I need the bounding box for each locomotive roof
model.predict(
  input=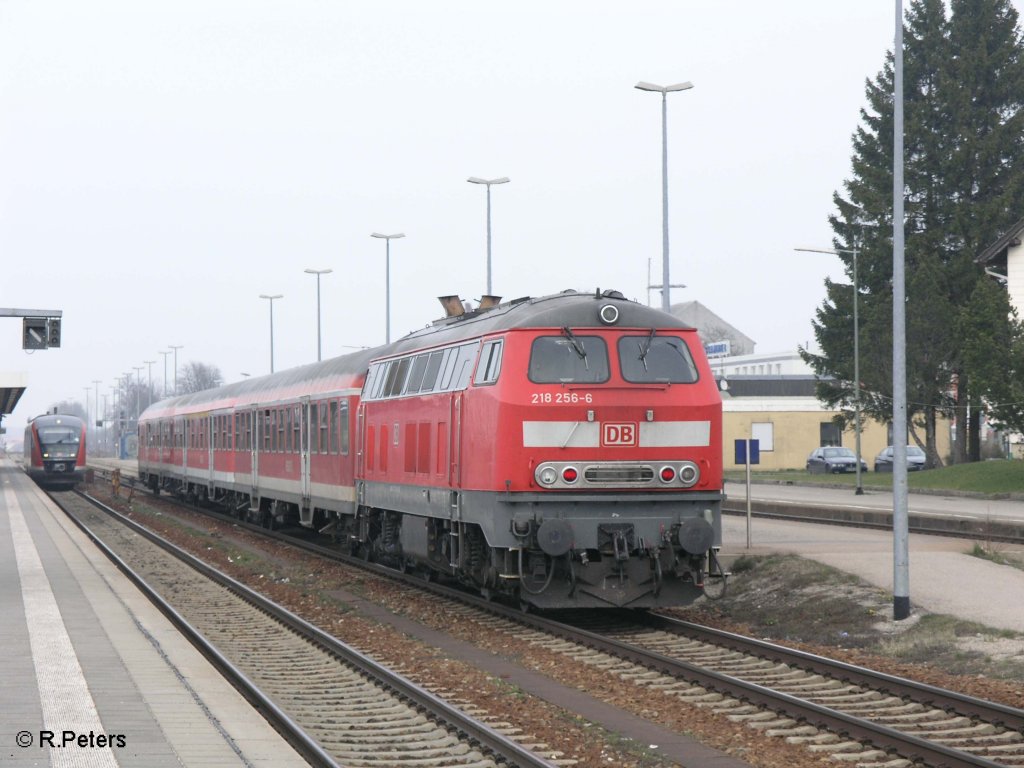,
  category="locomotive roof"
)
[140,289,694,418]
[29,413,85,426]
